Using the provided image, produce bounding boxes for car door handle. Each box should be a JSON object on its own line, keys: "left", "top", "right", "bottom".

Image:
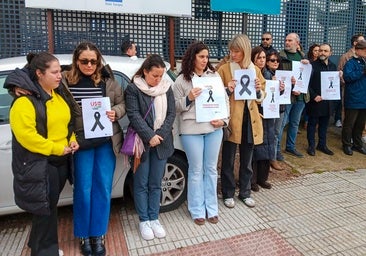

{"left": 0, "top": 140, "right": 11, "bottom": 150}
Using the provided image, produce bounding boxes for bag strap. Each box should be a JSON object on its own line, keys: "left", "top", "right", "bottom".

{"left": 143, "top": 98, "right": 154, "bottom": 120}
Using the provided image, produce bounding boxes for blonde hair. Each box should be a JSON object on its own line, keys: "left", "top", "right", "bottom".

{"left": 228, "top": 34, "right": 252, "bottom": 69}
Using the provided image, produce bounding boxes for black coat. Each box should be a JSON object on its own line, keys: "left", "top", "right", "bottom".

{"left": 306, "top": 59, "right": 337, "bottom": 117}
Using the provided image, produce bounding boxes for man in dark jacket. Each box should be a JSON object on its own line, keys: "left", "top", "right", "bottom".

{"left": 342, "top": 40, "right": 366, "bottom": 155}
{"left": 259, "top": 32, "right": 278, "bottom": 55}
{"left": 306, "top": 43, "right": 340, "bottom": 156}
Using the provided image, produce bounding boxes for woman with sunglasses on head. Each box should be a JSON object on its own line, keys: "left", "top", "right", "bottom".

{"left": 61, "top": 41, "right": 126, "bottom": 256}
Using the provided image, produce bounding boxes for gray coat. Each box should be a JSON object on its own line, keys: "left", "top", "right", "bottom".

{"left": 124, "top": 82, "right": 176, "bottom": 161}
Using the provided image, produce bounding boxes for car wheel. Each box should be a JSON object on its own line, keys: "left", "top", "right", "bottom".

{"left": 160, "top": 153, "right": 188, "bottom": 213}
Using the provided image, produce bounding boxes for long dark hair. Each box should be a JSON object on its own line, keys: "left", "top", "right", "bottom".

{"left": 132, "top": 54, "right": 166, "bottom": 80}
{"left": 180, "top": 41, "right": 214, "bottom": 82}
{"left": 307, "top": 43, "right": 320, "bottom": 61}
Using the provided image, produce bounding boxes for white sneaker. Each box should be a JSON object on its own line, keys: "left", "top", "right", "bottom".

{"left": 150, "top": 219, "right": 166, "bottom": 238}
{"left": 242, "top": 197, "right": 255, "bottom": 208}
{"left": 335, "top": 120, "right": 342, "bottom": 128}
{"left": 59, "top": 249, "right": 64, "bottom": 256}
{"left": 362, "top": 135, "right": 366, "bottom": 144}
{"left": 139, "top": 221, "right": 154, "bottom": 240}
{"left": 224, "top": 198, "right": 235, "bottom": 208}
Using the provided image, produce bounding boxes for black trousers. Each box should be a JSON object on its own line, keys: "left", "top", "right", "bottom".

{"left": 342, "top": 108, "right": 366, "bottom": 148}
{"left": 306, "top": 115, "right": 330, "bottom": 149}
{"left": 251, "top": 160, "right": 270, "bottom": 185}
{"left": 221, "top": 140, "right": 254, "bottom": 200}
{"left": 28, "top": 163, "right": 68, "bottom": 256}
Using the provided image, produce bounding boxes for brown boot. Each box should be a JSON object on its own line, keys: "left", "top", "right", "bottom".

{"left": 270, "top": 160, "right": 283, "bottom": 170}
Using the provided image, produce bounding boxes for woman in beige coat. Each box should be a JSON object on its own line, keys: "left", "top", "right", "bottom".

{"left": 217, "top": 34, "right": 265, "bottom": 209}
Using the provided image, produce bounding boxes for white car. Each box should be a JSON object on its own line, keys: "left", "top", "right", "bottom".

{"left": 0, "top": 54, "right": 187, "bottom": 216}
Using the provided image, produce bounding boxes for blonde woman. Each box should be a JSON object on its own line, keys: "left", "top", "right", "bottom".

{"left": 218, "top": 34, "right": 265, "bottom": 209}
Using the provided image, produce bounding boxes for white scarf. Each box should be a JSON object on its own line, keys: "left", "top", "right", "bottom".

{"left": 133, "top": 76, "right": 171, "bottom": 130}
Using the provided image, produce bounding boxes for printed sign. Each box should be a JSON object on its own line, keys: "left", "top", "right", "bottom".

{"left": 81, "top": 97, "right": 113, "bottom": 139}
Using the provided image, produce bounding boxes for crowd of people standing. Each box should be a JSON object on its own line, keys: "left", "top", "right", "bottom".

{"left": 3, "top": 30, "right": 366, "bottom": 254}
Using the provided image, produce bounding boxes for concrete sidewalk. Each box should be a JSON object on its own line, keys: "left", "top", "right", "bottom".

{"left": 2, "top": 169, "right": 366, "bottom": 255}
{"left": 122, "top": 169, "right": 366, "bottom": 256}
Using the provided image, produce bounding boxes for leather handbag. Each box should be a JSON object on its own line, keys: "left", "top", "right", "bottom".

{"left": 120, "top": 100, "right": 154, "bottom": 156}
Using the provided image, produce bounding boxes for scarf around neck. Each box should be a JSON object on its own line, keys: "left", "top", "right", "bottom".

{"left": 133, "top": 76, "right": 171, "bottom": 130}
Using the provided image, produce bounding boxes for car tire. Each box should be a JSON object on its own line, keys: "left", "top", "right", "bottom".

{"left": 159, "top": 153, "right": 188, "bottom": 213}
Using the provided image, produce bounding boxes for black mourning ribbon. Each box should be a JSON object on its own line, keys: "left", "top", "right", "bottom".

{"left": 207, "top": 89, "right": 214, "bottom": 102}
{"left": 239, "top": 74, "right": 251, "bottom": 96}
{"left": 271, "top": 92, "right": 275, "bottom": 103}
{"left": 91, "top": 111, "right": 105, "bottom": 131}
{"left": 329, "top": 81, "right": 333, "bottom": 89}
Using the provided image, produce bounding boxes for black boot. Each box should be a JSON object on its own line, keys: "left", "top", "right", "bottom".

{"left": 91, "top": 236, "right": 106, "bottom": 256}
{"left": 79, "top": 237, "right": 92, "bottom": 256}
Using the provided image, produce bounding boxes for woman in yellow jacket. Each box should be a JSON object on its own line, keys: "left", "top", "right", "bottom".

{"left": 217, "top": 34, "right": 265, "bottom": 209}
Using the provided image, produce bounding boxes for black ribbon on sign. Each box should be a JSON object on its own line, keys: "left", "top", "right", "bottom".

{"left": 271, "top": 92, "right": 275, "bottom": 103}
{"left": 239, "top": 74, "right": 251, "bottom": 96}
{"left": 298, "top": 72, "right": 303, "bottom": 80}
{"left": 329, "top": 81, "right": 333, "bottom": 89}
{"left": 91, "top": 112, "right": 105, "bottom": 131}
{"left": 207, "top": 89, "right": 214, "bottom": 102}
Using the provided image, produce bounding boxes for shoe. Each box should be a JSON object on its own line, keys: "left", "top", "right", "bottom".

{"left": 91, "top": 236, "right": 106, "bottom": 256}
{"left": 223, "top": 198, "right": 235, "bottom": 208}
{"left": 139, "top": 221, "right": 154, "bottom": 240}
{"left": 335, "top": 120, "right": 342, "bottom": 128}
{"left": 307, "top": 147, "right": 315, "bottom": 156}
{"left": 285, "top": 148, "right": 304, "bottom": 158}
{"left": 207, "top": 216, "right": 219, "bottom": 224}
{"left": 270, "top": 160, "right": 283, "bottom": 170}
{"left": 276, "top": 152, "right": 284, "bottom": 161}
{"left": 239, "top": 197, "right": 255, "bottom": 208}
{"left": 258, "top": 181, "right": 272, "bottom": 189}
{"left": 343, "top": 146, "right": 353, "bottom": 156}
{"left": 316, "top": 146, "right": 334, "bottom": 155}
{"left": 251, "top": 183, "right": 260, "bottom": 192}
{"left": 150, "top": 220, "right": 166, "bottom": 238}
{"left": 194, "top": 218, "right": 205, "bottom": 225}
{"left": 362, "top": 136, "right": 366, "bottom": 144}
{"left": 59, "top": 250, "right": 64, "bottom": 256}
{"left": 79, "top": 238, "right": 92, "bottom": 256}
{"left": 352, "top": 146, "right": 366, "bottom": 155}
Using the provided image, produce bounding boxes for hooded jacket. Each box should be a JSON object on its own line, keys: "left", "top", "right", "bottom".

{"left": 4, "top": 67, "right": 73, "bottom": 215}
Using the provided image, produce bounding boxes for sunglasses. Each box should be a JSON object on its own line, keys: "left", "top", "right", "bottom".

{"left": 268, "top": 59, "right": 279, "bottom": 63}
{"left": 262, "top": 38, "right": 271, "bottom": 41}
{"left": 79, "top": 59, "right": 98, "bottom": 65}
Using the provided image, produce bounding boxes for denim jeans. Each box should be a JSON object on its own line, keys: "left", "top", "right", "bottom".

{"left": 133, "top": 147, "right": 166, "bottom": 222}
{"left": 281, "top": 101, "right": 305, "bottom": 151}
{"left": 73, "top": 141, "right": 116, "bottom": 237}
{"left": 181, "top": 129, "right": 222, "bottom": 219}
{"left": 274, "top": 111, "right": 285, "bottom": 158}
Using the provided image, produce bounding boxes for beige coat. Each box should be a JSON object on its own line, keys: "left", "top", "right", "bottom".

{"left": 217, "top": 62, "right": 265, "bottom": 145}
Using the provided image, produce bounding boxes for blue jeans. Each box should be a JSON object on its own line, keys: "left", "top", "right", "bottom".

{"left": 181, "top": 129, "right": 222, "bottom": 219}
{"left": 274, "top": 111, "right": 285, "bottom": 158}
{"left": 73, "top": 141, "right": 116, "bottom": 237}
{"left": 134, "top": 147, "right": 166, "bottom": 222}
{"left": 281, "top": 101, "right": 305, "bottom": 151}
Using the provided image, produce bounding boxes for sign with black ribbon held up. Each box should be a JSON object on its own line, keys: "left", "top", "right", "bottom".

{"left": 234, "top": 69, "right": 256, "bottom": 100}
{"left": 192, "top": 76, "right": 229, "bottom": 123}
{"left": 81, "top": 97, "right": 113, "bottom": 139}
